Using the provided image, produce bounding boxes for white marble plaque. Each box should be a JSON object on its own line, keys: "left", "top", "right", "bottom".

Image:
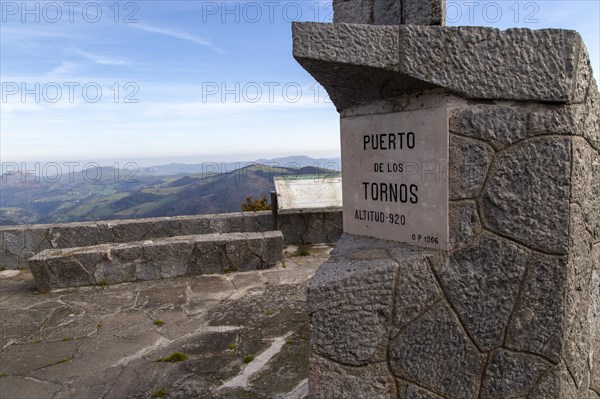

{"left": 341, "top": 108, "right": 449, "bottom": 250}
{"left": 274, "top": 177, "right": 342, "bottom": 214}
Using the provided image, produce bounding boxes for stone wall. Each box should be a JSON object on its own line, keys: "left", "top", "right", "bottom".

{"left": 0, "top": 211, "right": 342, "bottom": 270}
{"left": 29, "top": 231, "right": 283, "bottom": 291}
{"left": 294, "top": 16, "right": 599, "bottom": 399}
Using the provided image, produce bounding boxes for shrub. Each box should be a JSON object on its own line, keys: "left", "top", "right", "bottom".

{"left": 241, "top": 194, "right": 271, "bottom": 212}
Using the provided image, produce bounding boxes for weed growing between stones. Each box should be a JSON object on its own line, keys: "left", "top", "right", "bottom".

{"left": 243, "top": 355, "right": 254, "bottom": 363}
{"left": 227, "top": 343, "right": 238, "bottom": 356}
{"left": 295, "top": 245, "right": 310, "bottom": 256}
{"left": 62, "top": 336, "right": 71, "bottom": 341}
{"left": 96, "top": 279, "right": 109, "bottom": 287}
{"left": 0, "top": 372, "right": 6, "bottom": 377}
{"left": 151, "top": 388, "right": 166, "bottom": 398}
{"left": 0, "top": 267, "right": 6, "bottom": 272}
{"left": 156, "top": 352, "right": 188, "bottom": 363}
{"left": 153, "top": 319, "right": 165, "bottom": 327}
{"left": 52, "top": 358, "right": 68, "bottom": 366}
{"left": 281, "top": 260, "right": 286, "bottom": 269}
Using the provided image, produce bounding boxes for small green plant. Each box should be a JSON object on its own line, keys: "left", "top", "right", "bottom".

{"left": 62, "top": 336, "right": 71, "bottom": 341}
{"left": 0, "top": 267, "right": 6, "bottom": 272}
{"left": 227, "top": 343, "right": 237, "bottom": 350}
{"left": 156, "top": 352, "right": 188, "bottom": 363}
{"left": 241, "top": 194, "right": 271, "bottom": 212}
{"left": 243, "top": 355, "right": 254, "bottom": 363}
{"left": 151, "top": 388, "right": 166, "bottom": 398}
{"left": 0, "top": 372, "right": 6, "bottom": 377}
{"left": 52, "top": 358, "right": 68, "bottom": 366}
{"left": 96, "top": 279, "right": 108, "bottom": 287}
{"left": 285, "top": 338, "right": 294, "bottom": 346}
{"left": 38, "top": 288, "right": 50, "bottom": 294}
{"left": 295, "top": 245, "right": 310, "bottom": 257}
{"left": 281, "top": 260, "right": 286, "bottom": 269}
{"left": 32, "top": 339, "right": 42, "bottom": 344}
{"left": 96, "top": 323, "right": 103, "bottom": 329}
{"left": 153, "top": 319, "right": 165, "bottom": 327}
{"left": 223, "top": 267, "right": 235, "bottom": 274}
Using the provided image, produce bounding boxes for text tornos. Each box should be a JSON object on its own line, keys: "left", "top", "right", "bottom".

{"left": 362, "top": 182, "right": 418, "bottom": 203}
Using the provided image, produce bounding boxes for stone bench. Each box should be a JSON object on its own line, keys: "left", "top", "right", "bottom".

{"left": 1, "top": 213, "right": 271, "bottom": 270}
{"left": 1, "top": 211, "right": 342, "bottom": 270}
{"left": 29, "top": 231, "right": 283, "bottom": 291}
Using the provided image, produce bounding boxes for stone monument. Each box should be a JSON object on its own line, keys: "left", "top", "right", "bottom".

{"left": 293, "top": 0, "right": 599, "bottom": 397}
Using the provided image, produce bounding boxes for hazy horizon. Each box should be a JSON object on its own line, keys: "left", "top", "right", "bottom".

{"left": 0, "top": 154, "right": 343, "bottom": 178}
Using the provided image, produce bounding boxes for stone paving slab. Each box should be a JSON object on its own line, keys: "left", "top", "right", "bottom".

{"left": 0, "top": 244, "right": 331, "bottom": 399}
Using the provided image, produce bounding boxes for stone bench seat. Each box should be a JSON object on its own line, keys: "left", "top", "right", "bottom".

{"left": 2, "top": 211, "right": 342, "bottom": 270}
{"left": 29, "top": 231, "right": 283, "bottom": 291}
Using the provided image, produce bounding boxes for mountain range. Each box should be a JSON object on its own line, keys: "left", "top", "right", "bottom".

{"left": 0, "top": 156, "right": 341, "bottom": 226}
{"left": 140, "top": 155, "right": 341, "bottom": 176}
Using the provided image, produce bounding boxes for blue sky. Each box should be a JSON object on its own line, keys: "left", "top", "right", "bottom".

{"left": 1, "top": 1, "right": 599, "bottom": 166}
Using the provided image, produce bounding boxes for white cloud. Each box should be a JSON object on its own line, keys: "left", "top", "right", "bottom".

{"left": 130, "top": 23, "right": 224, "bottom": 54}
{"left": 49, "top": 61, "right": 77, "bottom": 75}
{"left": 0, "top": 25, "right": 75, "bottom": 42}
{"left": 73, "top": 49, "right": 130, "bottom": 66}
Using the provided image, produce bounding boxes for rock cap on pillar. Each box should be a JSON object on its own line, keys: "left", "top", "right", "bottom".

{"left": 292, "top": 23, "right": 585, "bottom": 110}
{"left": 333, "top": 0, "right": 446, "bottom": 26}
{"left": 295, "top": 0, "right": 587, "bottom": 111}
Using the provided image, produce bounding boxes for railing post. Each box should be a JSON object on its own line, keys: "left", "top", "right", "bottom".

{"left": 270, "top": 191, "right": 278, "bottom": 230}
